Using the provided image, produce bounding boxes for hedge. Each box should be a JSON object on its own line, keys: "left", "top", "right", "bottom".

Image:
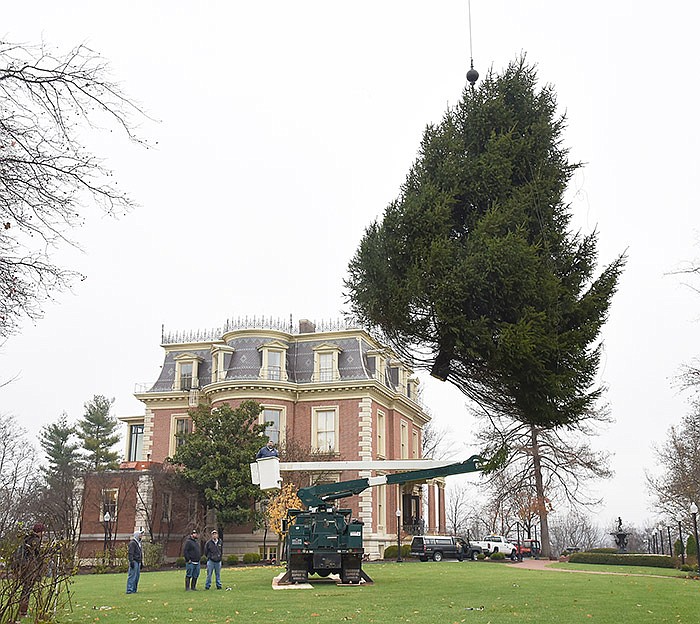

{"left": 242, "top": 552, "right": 261, "bottom": 564}
{"left": 383, "top": 545, "right": 411, "bottom": 559}
{"left": 568, "top": 552, "right": 676, "bottom": 568}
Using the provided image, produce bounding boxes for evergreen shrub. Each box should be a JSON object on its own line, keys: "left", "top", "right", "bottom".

{"left": 568, "top": 552, "right": 675, "bottom": 568}
{"left": 242, "top": 552, "right": 261, "bottom": 564}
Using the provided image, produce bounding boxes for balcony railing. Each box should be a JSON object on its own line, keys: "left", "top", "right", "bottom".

{"left": 134, "top": 372, "right": 424, "bottom": 407}
{"left": 161, "top": 316, "right": 364, "bottom": 345}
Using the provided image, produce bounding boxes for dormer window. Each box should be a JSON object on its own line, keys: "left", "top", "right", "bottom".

{"left": 174, "top": 353, "right": 203, "bottom": 391}
{"left": 211, "top": 344, "right": 235, "bottom": 383}
{"left": 258, "top": 341, "right": 289, "bottom": 381}
{"left": 366, "top": 350, "right": 385, "bottom": 383}
{"left": 312, "top": 343, "right": 342, "bottom": 382}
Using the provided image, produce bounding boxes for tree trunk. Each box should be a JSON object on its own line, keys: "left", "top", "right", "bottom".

{"left": 530, "top": 426, "right": 552, "bottom": 558}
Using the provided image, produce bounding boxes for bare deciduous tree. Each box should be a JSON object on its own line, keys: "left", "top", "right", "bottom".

{"left": 549, "top": 510, "right": 604, "bottom": 556}
{"left": 0, "top": 40, "right": 148, "bottom": 336}
{"left": 646, "top": 403, "right": 700, "bottom": 521}
{"left": 0, "top": 414, "right": 40, "bottom": 537}
{"left": 476, "top": 408, "right": 612, "bottom": 558}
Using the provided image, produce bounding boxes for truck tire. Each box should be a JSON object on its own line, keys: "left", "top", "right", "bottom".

{"left": 470, "top": 550, "right": 478, "bottom": 561}
{"left": 432, "top": 551, "right": 443, "bottom": 562}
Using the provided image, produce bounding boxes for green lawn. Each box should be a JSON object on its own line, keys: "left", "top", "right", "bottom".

{"left": 549, "top": 561, "right": 692, "bottom": 577}
{"left": 56, "top": 561, "right": 699, "bottom": 624}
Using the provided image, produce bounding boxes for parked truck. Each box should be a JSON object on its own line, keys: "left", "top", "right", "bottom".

{"left": 473, "top": 534, "right": 518, "bottom": 560}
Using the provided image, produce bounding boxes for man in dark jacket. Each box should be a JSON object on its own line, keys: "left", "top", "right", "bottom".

{"left": 126, "top": 530, "right": 143, "bottom": 594}
{"left": 256, "top": 440, "right": 278, "bottom": 458}
{"left": 204, "top": 529, "right": 223, "bottom": 589}
{"left": 14, "top": 522, "right": 45, "bottom": 618}
{"left": 183, "top": 529, "right": 201, "bottom": 590}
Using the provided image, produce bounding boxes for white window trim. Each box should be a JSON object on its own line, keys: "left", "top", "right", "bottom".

{"left": 211, "top": 344, "right": 235, "bottom": 383}
{"left": 412, "top": 430, "right": 419, "bottom": 459}
{"left": 377, "top": 410, "right": 386, "bottom": 458}
{"left": 400, "top": 420, "right": 409, "bottom": 459}
{"left": 312, "top": 343, "right": 342, "bottom": 382}
{"left": 169, "top": 413, "right": 192, "bottom": 456}
{"left": 100, "top": 488, "right": 119, "bottom": 521}
{"left": 377, "top": 482, "right": 386, "bottom": 532}
{"left": 311, "top": 406, "right": 339, "bottom": 453}
{"left": 366, "top": 350, "right": 385, "bottom": 383}
{"left": 258, "top": 341, "right": 289, "bottom": 381}
{"left": 174, "top": 353, "right": 203, "bottom": 390}
{"left": 259, "top": 404, "right": 287, "bottom": 446}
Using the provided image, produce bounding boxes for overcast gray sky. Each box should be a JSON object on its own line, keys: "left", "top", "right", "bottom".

{"left": 2, "top": 1, "right": 699, "bottom": 531}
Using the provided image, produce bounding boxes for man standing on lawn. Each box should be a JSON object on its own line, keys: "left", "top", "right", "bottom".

{"left": 204, "top": 529, "right": 223, "bottom": 589}
{"left": 183, "top": 529, "right": 201, "bottom": 591}
{"left": 126, "top": 530, "right": 143, "bottom": 594}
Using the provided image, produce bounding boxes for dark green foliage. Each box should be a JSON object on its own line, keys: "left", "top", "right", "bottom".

{"left": 383, "top": 544, "right": 411, "bottom": 559}
{"left": 686, "top": 534, "right": 697, "bottom": 556}
{"left": 674, "top": 539, "right": 683, "bottom": 557}
{"left": 76, "top": 395, "right": 120, "bottom": 471}
{"left": 346, "top": 57, "right": 624, "bottom": 429}
{"left": 175, "top": 556, "right": 186, "bottom": 568}
{"left": 169, "top": 400, "right": 266, "bottom": 526}
{"left": 242, "top": 552, "right": 261, "bottom": 564}
{"left": 226, "top": 554, "right": 239, "bottom": 565}
{"left": 568, "top": 552, "right": 676, "bottom": 568}
{"left": 489, "top": 551, "right": 506, "bottom": 560}
{"left": 40, "top": 415, "right": 82, "bottom": 481}
{"left": 39, "top": 414, "right": 83, "bottom": 539}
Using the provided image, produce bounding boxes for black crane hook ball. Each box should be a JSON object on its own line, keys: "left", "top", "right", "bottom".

{"left": 467, "top": 67, "right": 479, "bottom": 87}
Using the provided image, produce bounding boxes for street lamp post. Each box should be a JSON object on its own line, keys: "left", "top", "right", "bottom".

{"left": 103, "top": 511, "right": 111, "bottom": 555}
{"left": 666, "top": 525, "right": 672, "bottom": 558}
{"left": 658, "top": 525, "right": 664, "bottom": 555}
{"left": 690, "top": 503, "right": 700, "bottom": 573}
{"left": 677, "top": 514, "right": 685, "bottom": 565}
{"left": 396, "top": 508, "right": 402, "bottom": 563}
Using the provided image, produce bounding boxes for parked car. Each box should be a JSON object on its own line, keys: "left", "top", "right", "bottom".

{"left": 409, "top": 535, "right": 482, "bottom": 562}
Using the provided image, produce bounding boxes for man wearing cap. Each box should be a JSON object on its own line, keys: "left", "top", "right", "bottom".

{"left": 183, "top": 529, "right": 201, "bottom": 590}
{"left": 126, "top": 530, "right": 143, "bottom": 594}
{"left": 204, "top": 529, "right": 223, "bottom": 589}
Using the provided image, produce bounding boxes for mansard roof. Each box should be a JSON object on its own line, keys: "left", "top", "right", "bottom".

{"left": 139, "top": 317, "right": 417, "bottom": 395}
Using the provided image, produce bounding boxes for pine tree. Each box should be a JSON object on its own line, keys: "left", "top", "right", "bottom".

{"left": 170, "top": 400, "right": 266, "bottom": 526}
{"left": 345, "top": 57, "right": 625, "bottom": 558}
{"left": 39, "top": 414, "right": 84, "bottom": 539}
{"left": 76, "top": 395, "right": 120, "bottom": 471}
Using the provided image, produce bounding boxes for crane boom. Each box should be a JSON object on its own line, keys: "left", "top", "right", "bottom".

{"left": 296, "top": 455, "right": 484, "bottom": 508}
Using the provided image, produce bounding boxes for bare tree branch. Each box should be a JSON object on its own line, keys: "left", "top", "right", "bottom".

{"left": 0, "top": 40, "right": 150, "bottom": 336}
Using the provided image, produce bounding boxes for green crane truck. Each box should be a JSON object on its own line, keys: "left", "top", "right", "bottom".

{"left": 251, "top": 455, "right": 485, "bottom": 584}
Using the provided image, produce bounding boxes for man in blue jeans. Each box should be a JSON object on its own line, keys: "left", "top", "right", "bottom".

{"left": 183, "top": 529, "right": 201, "bottom": 590}
{"left": 126, "top": 530, "right": 143, "bottom": 594}
{"left": 204, "top": 529, "right": 223, "bottom": 589}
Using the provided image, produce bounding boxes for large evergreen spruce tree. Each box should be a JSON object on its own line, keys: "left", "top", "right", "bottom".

{"left": 346, "top": 58, "right": 624, "bottom": 557}
{"left": 346, "top": 58, "right": 624, "bottom": 431}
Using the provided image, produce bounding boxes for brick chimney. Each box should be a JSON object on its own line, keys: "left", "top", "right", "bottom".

{"left": 298, "top": 319, "right": 316, "bottom": 334}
